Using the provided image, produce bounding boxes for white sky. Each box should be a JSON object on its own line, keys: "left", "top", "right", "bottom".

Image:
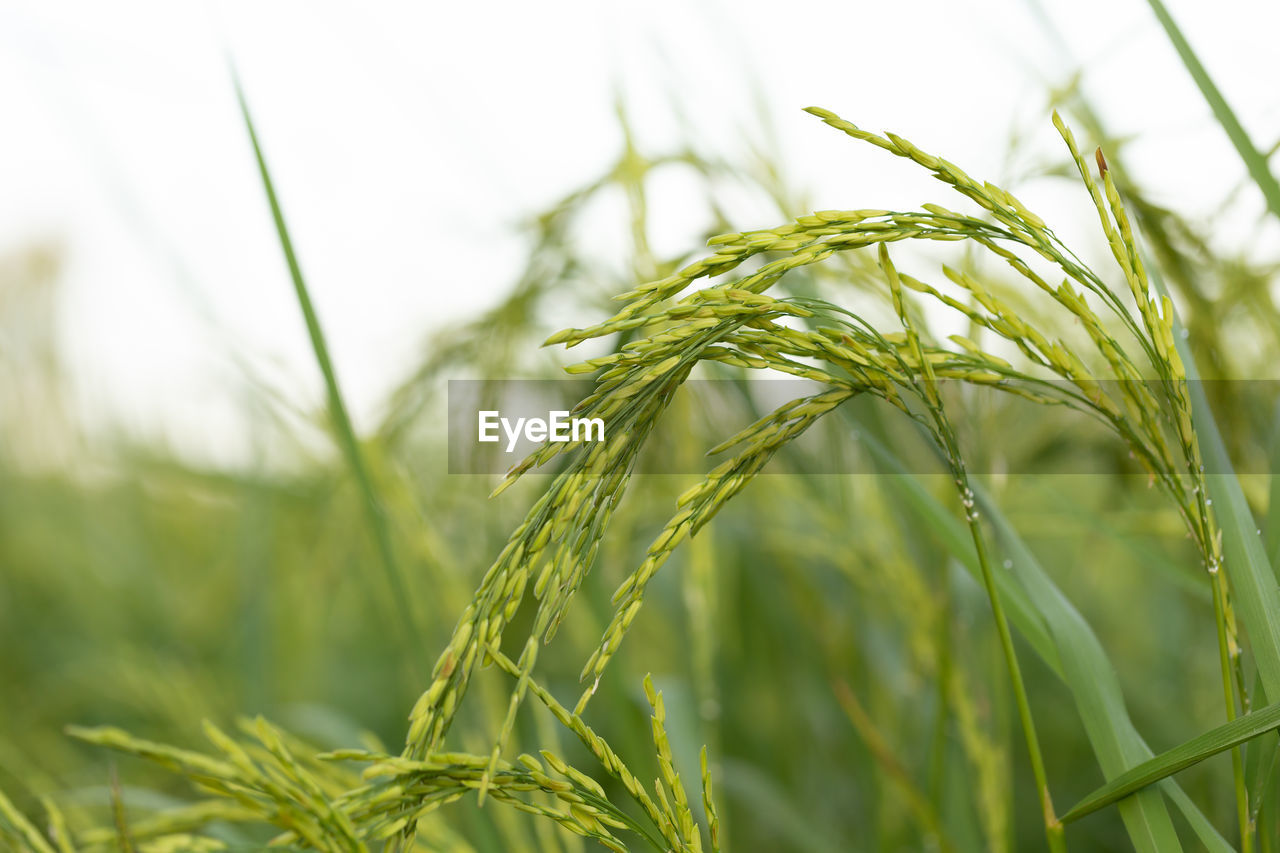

{"left": 2, "top": 0, "right": 1278, "bottom": 466}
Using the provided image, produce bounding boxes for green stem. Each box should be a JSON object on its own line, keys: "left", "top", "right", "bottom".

{"left": 232, "top": 71, "right": 425, "bottom": 678}
{"left": 966, "top": 509, "right": 1066, "bottom": 853}
{"left": 1211, "top": 569, "right": 1254, "bottom": 853}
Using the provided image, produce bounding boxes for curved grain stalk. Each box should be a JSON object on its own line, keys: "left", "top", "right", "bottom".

{"left": 9, "top": 107, "right": 1266, "bottom": 853}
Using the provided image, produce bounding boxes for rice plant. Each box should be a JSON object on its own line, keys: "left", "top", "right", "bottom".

{"left": 5, "top": 7, "right": 1280, "bottom": 850}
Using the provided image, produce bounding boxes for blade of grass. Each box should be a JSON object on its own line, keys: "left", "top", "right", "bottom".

{"left": 977, "top": 495, "right": 1186, "bottom": 852}
{"left": 1144, "top": 0, "right": 1280, "bottom": 221}
{"left": 1245, "top": 404, "right": 1280, "bottom": 827}
{"left": 1265, "top": 401, "right": 1280, "bottom": 575}
{"left": 858, "top": 430, "right": 1233, "bottom": 852}
{"left": 231, "top": 69, "right": 424, "bottom": 676}
{"left": 1062, "top": 700, "right": 1280, "bottom": 823}
{"left": 1247, "top": 714, "right": 1279, "bottom": 828}
{"left": 890, "top": 477, "right": 1067, "bottom": 678}
{"left": 1164, "top": 276, "right": 1280, "bottom": 708}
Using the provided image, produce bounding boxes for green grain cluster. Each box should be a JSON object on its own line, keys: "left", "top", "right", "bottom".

{"left": 5, "top": 7, "right": 1280, "bottom": 849}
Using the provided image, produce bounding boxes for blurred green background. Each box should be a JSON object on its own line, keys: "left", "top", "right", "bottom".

{"left": 5, "top": 0, "right": 1280, "bottom": 848}
{"left": 4, "top": 83, "right": 1280, "bottom": 849}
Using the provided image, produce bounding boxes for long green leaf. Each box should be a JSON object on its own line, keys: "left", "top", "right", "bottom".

{"left": 1171, "top": 309, "right": 1280, "bottom": 706}
{"left": 859, "top": 432, "right": 1233, "bottom": 852}
{"left": 1062, "top": 700, "right": 1280, "bottom": 823}
{"left": 1144, "top": 0, "right": 1280, "bottom": 222}
{"left": 1266, "top": 401, "right": 1280, "bottom": 576}
{"left": 1140, "top": 203, "right": 1280, "bottom": 688}
{"left": 978, "top": 496, "right": 1187, "bottom": 852}
{"left": 231, "top": 70, "right": 424, "bottom": 672}
{"left": 1241, "top": 403, "right": 1280, "bottom": 823}
{"left": 876, "top": 472, "right": 1064, "bottom": 679}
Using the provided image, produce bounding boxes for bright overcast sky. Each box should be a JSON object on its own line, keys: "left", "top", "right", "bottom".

{"left": 2, "top": 0, "right": 1278, "bottom": 465}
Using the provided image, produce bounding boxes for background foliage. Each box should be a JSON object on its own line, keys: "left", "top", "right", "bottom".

{"left": 4, "top": 6, "right": 1280, "bottom": 850}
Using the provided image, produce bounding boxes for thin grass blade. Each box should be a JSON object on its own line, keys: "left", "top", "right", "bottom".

{"left": 1167, "top": 292, "right": 1280, "bottom": 705}
{"left": 859, "top": 431, "right": 1232, "bottom": 852}
{"left": 1266, "top": 401, "right": 1280, "bottom": 575}
{"left": 978, "top": 498, "right": 1186, "bottom": 852}
{"left": 231, "top": 69, "right": 424, "bottom": 672}
{"left": 1062, "top": 700, "right": 1280, "bottom": 823}
{"left": 1144, "top": 0, "right": 1280, "bottom": 221}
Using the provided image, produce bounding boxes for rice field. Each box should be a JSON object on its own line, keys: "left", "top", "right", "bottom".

{"left": 3, "top": 2, "right": 1280, "bottom": 850}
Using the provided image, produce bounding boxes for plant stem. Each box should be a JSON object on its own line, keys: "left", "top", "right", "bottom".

{"left": 232, "top": 71, "right": 425, "bottom": 679}
{"left": 1210, "top": 568, "right": 1254, "bottom": 853}
{"left": 966, "top": 508, "right": 1067, "bottom": 853}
